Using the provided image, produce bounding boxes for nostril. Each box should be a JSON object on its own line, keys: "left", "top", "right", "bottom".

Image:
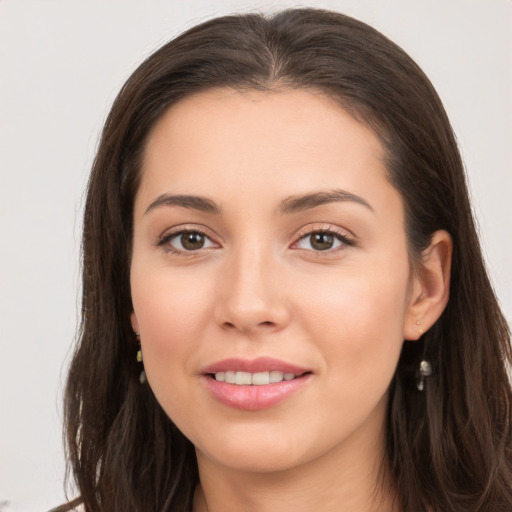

{"left": 222, "top": 320, "right": 274, "bottom": 330}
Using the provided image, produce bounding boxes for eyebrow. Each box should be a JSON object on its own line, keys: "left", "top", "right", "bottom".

{"left": 144, "top": 188, "right": 373, "bottom": 216}
{"left": 277, "top": 189, "right": 374, "bottom": 215}
{"left": 145, "top": 194, "right": 222, "bottom": 215}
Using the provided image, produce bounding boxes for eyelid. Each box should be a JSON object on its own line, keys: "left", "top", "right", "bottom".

{"left": 155, "top": 223, "right": 354, "bottom": 255}
{"left": 156, "top": 224, "right": 221, "bottom": 253}
{"left": 291, "top": 224, "right": 355, "bottom": 251}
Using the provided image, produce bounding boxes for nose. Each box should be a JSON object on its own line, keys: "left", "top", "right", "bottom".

{"left": 213, "top": 244, "right": 290, "bottom": 336}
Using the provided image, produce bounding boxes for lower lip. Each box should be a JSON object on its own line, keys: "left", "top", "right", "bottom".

{"left": 202, "top": 374, "right": 311, "bottom": 411}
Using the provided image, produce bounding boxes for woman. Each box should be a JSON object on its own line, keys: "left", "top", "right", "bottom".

{"left": 55, "top": 8, "right": 512, "bottom": 511}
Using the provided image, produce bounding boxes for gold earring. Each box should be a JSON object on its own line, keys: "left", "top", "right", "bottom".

{"left": 136, "top": 345, "right": 142, "bottom": 364}
{"left": 135, "top": 333, "right": 146, "bottom": 384}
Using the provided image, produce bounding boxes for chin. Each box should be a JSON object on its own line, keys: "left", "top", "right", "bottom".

{"left": 204, "top": 448, "right": 304, "bottom": 474}
{"left": 192, "top": 423, "right": 318, "bottom": 474}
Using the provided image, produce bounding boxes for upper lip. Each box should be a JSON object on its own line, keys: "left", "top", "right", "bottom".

{"left": 201, "top": 357, "right": 311, "bottom": 375}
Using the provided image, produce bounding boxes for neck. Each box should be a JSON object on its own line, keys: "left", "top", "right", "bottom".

{"left": 193, "top": 421, "right": 398, "bottom": 512}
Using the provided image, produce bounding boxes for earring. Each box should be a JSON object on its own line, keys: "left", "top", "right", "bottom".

{"left": 135, "top": 333, "right": 146, "bottom": 384}
{"left": 416, "top": 319, "right": 424, "bottom": 335}
{"left": 416, "top": 360, "right": 432, "bottom": 391}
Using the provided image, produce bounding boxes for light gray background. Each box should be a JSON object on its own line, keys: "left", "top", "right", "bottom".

{"left": 1, "top": 1, "right": 510, "bottom": 510}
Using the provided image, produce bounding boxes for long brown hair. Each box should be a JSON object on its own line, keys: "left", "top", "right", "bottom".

{"left": 54, "top": 8, "right": 512, "bottom": 511}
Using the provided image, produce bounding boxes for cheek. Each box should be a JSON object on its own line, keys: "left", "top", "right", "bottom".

{"left": 130, "top": 265, "right": 216, "bottom": 391}
{"left": 132, "top": 263, "right": 213, "bottom": 337}
{"left": 131, "top": 275, "right": 211, "bottom": 425}
{"left": 296, "top": 256, "right": 410, "bottom": 383}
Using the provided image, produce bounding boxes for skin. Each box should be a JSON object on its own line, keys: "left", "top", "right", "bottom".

{"left": 130, "top": 88, "right": 452, "bottom": 512}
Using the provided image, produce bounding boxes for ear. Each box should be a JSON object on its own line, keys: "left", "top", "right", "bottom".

{"left": 130, "top": 311, "right": 140, "bottom": 334}
{"left": 403, "top": 230, "right": 452, "bottom": 341}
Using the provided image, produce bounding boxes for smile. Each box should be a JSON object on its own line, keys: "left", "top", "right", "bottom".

{"left": 201, "top": 357, "right": 312, "bottom": 410}
{"left": 213, "top": 370, "right": 300, "bottom": 385}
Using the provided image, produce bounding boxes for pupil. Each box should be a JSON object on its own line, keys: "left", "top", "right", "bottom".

{"left": 311, "top": 233, "right": 333, "bottom": 250}
{"left": 181, "top": 232, "right": 204, "bottom": 250}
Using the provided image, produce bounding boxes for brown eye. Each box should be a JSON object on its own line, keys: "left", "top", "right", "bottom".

{"left": 160, "top": 230, "right": 217, "bottom": 253}
{"left": 294, "top": 229, "right": 352, "bottom": 252}
{"left": 180, "top": 232, "right": 205, "bottom": 250}
{"left": 309, "top": 232, "right": 334, "bottom": 251}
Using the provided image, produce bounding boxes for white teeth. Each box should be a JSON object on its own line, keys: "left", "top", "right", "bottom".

{"left": 252, "top": 371, "right": 270, "bottom": 385}
{"left": 269, "top": 370, "right": 284, "bottom": 383}
{"left": 214, "top": 370, "right": 299, "bottom": 385}
{"left": 235, "top": 371, "right": 252, "bottom": 385}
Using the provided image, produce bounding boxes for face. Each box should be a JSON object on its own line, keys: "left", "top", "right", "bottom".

{"left": 130, "top": 88, "right": 417, "bottom": 474}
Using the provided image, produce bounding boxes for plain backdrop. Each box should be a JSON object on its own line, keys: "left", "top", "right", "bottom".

{"left": 0, "top": 1, "right": 510, "bottom": 510}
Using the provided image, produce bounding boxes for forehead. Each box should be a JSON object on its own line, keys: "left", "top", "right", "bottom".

{"left": 145, "top": 87, "right": 383, "bottom": 159}
{"left": 137, "top": 87, "right": 396, "bottom": 214}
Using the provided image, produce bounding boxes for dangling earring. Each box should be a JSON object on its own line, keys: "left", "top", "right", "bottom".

{"left": 414, "top": 319, "right": 430, "bottom": 391}
{"left": 135, "top": 333, "right": 146, "bottom": 384}
{"left": 416, "top": 360, "right": 432, "bottom": 391}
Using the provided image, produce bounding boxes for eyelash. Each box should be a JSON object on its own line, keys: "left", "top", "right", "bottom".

{"left": 157, "top": 228, "right": 217, "bottom": 255}
{"left": 292, "top": 228, "right": 355, "bottom": 253}
{"left": 157, "top": 226, "right": 354, "bottom": 256}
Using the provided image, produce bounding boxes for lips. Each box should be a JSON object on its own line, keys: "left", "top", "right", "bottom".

{"left": 201, "top": 356, "right": 310, "bottom": 375}
{"left": 200, "top": 357, "right": 312, "bottom": 410}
